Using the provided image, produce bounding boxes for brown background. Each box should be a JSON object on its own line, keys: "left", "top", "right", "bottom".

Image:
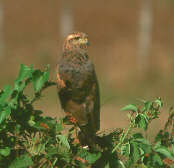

{"left": 1, "top": 0, "right": 174, "bottom": 137}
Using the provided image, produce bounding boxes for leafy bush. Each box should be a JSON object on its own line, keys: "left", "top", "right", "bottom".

{"left": 0, "top": 64, "right": 174, "bottom": 168}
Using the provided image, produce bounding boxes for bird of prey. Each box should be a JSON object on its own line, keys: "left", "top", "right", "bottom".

{"left": 56, "top": 32, "right": 100, "bottom": 140}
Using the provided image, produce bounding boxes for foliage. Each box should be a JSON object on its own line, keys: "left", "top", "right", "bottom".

{"left": 0, "top": 64, "right": 174, "bottom": 167}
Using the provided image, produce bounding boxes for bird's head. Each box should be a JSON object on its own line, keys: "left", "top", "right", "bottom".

{"left": 63, "top": 32, "right": 89, "bottom": 52}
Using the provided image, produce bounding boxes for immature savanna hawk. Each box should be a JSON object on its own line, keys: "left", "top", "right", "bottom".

{"left": 56, "top": 32, "right": 100, "bottom": 141}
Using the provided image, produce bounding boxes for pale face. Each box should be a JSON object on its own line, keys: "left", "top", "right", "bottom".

{"left": 63, "top": 32, "right": 89, "bottom": 51}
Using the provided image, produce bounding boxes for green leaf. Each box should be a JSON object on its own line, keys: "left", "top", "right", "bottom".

{"left": 172, "top": 144, "right": 174, "bottom": 153}
{"left": 9, "top": 154, "right": 33, "bottom": 168}
{"left": 132, "top": 133, "right": 144, "bottom": 139}
{"left": 32, "top": 70, "right": 42, "bottom": 92}
{"left": 47, "top": 146, "right": 59, "bottom": 159}
{"left": 154, "top": 145, "right": 174, "bottom": 159}
{"left": 16, "top": 64, "right": 33, "bottom": 81}
{"left": 121, "top": 142, "right": 131, "bottom": 157}
{"left": 105, "top": 162, "right": 110, "bottom": 168}
{"left": 79, "top": 149, "right": 101, "bottom": 164}
{"left": 57, "top": 135, "right": 70, "bottom": 150}
{"left": 154, "top": 98, "right": 163, "bottom": 107}
{"left": 135, "top": 138, "right": 151, "bottom": 146}
{"left": 121, "top": 104, "right": 138, "bottom": 112}
{"left": 14, "top": 64, "right": 33, "bottom": 91}
{"left": 118, "top": 160, "right": 126, "bottom": 168}
{"left": 132, "top": 134, "right": 152, "bottom": 154}
{"left": 42, "top": 65, "right": 50, "bottom": 82}
{"left": 0, "top": 106, "right": 11, "bottom": 124}
{"left": 0, "top": 85, "right": 13, "bottom": 104}
{"left": 28, "top": 119, "right": 35, "bottom": 127}
{"left": 152, "top": 153, "right": 163, "bottom": 166}
{"left": 15, "top": 124, "right": 21, "bottom": 134}
{"left": 32, "top": 65, "right": 50, "bottom": 92}
{"left": 142, "top": 101, "right": 153, "bottom": 112}
{"left": 9, "top": 94, "right": 18, "bottom": 109}
{"left": 135, "top": 114, "right": 149, "bottom": 130}
{"left": 131, "top": 142, "right": 141, "bottom": 163}
{"left": 0, "top": 147, "right": 11, "bottom": 157}
{"left": 85, "top": 152, "right": 101, "bottom": 164}
{"left": 14, "top": 81, "right": 26, "bottom": 92}
{"left": 57, "top": 144, "right": 71, "bottom": 163}
{"left": 56, "top": 119, "right": 64, "bottom": 133}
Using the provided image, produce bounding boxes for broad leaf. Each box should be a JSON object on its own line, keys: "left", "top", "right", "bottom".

{"left": 14, "top": 64, "right": 33, "bottom": 91}
{"left": 152, "top": 153, "right": 163, "bottom": 166}
{"left": 121, "top": 142, "right": 131, "bottom": 157}
{"left": 154, "top": 145, "right": 174, "bottom": 159}
{"left": 121, "top": 104, "right": 138, "bottom": 112}
{"left": 154, "top": 98, "right": 163, "bottom": 107}
{"left": 131, "top": 142, "right": 141, "bottom": 163}
{"left": 9, "top": 154, "right": 33, "bottom": 168}
{"left": 0, "top": 147, "right": 11, "bottom": 157}
{"left": 79, "top": 149, "right": 101, "bottom": 164}
{"left": 32, "top": 65, "right": 50, "bottom": 92}
{"left": 135, "top": 114, "right": 149, "bottom": 130}
{"left": 57, "top": 135, "right": 70, "bottom": 150}
{"left": 142, "top": 101, "right": 153, "bottom": 112}
{"left": 0, "top": 106, "right": 11, "bottom": 124}
{"left": 16, "top": 64, "right": 33, "bottom": 81}
{"left": 0, "top": 85, "right": 12, "bottom": 104}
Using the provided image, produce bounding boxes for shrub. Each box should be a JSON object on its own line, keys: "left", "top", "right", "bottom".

{"left": 0, "top": 64, "right": 173, "bottom": 168}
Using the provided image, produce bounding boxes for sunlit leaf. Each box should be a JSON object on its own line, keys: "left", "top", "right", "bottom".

{"left": 121, "top": 104, "right": 138, "bottom": 112}
{"left": 0, "top": 147, "right": 11, "bottom": 157}
{"left": 16, "top": 64, "right": 33, "bottom": 81}
{"left": 142, "top": 101, "right": 153, "bottom": 112}
{"left": 152, "top": 153, "right": 163, "bottom": 166}
{"left": 0, "top": 106, "right": 11, "bottom": 124}
{"left": 135, "top": 114, "right": 149, "bottom": 130}
{"left": 0, "top": 85, "right": 13, "bottom": 104}
{"left": 121, "top": 142, "right": 131, "bottom": 156}
{"left": 57, "top": 135, "right": 70, "bottom": 150}
{"left": 79, "top": 148, "right": 101, "bottom": 164}
{"left": 14, "top": 64, "right": 33, "bottom": 91}
{"left": 9, "top": 154, "right": 33, "bottom": 168}
{"left": 118, "top": 160, "right": 126, "bottom": 168}
{"left": 105, "top": 162, "right": 110, "bottom": 168}
{"left": 154, "top": 98, "right": 163, "bottom": 107}
{"left": 131, "top": 142, "right": 141, "bottom": 162}
{"left": 32, "top": 65, "right": 50, "bottom": 92}
{"left": 154, "top": 145, "right": 174, "bottom": 159}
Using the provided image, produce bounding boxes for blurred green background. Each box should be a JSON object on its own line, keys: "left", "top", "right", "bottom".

{"left": 0, "top": 0, "right": 174, "bottom": 135}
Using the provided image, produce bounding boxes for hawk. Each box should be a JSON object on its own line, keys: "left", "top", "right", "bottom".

{"left": 56, "top": 32, "right": 100, "bottom": 140}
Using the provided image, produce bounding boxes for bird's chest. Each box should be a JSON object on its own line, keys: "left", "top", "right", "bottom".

{"left": 59, "top": 62, "right": 92, "bottom": 89}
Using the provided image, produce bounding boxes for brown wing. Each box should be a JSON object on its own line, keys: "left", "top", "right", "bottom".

{"left": 56, "top": 59, "right": 100, "bottom": 133}
{"left": 86, "top": 70, "right": 100, "bottom": 133}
